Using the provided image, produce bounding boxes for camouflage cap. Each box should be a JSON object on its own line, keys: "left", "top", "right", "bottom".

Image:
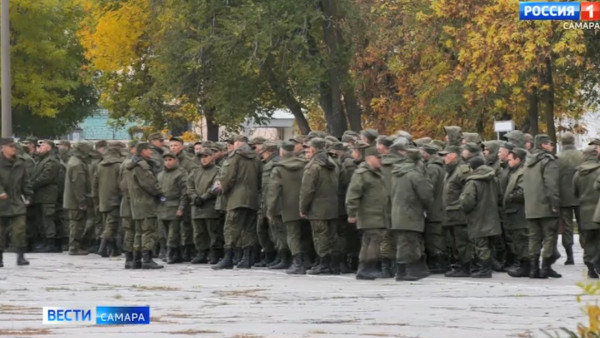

{"left": 202, "top": 140, "right": 216, "bottom": 149}
{"left": 325, "top": 135, "right": 339, "bottom": 144}
{"left": 162, "top": 151, "right": 177, "bottom": 159}
{"left": 414, "top": 137, "right": 432, "bottom": 147}
{"left": 390, "top": 136, "right": 410, "bottom": 151}
{"left": 444, "top": 126, "right": 463, "bottom": 146}
{"left": 468, "top": 155, "right": 486, "bottom": 169}
{"left": 108, "top": 141, "right": 125, "bottom": 149}
{"left": 261, "top": 141, "right": 278, "bottom": 153}
{"left": 148, "top": 133, "right": 165, "bottom": 141}
{"left": 463, "top": 132, "right": 482, "bottom": 144}
{"left": 588, "top": 138, "right": 600, "bottom": 146}
{"left": 169, "top": 137, "right": 184, "bottom": 144}
{"left": 309, "top": 137, "right": 327, "bottom": 150}
{"left": 406, "top": 147, "right": 421, "bottom": 161}
{"left": 0, "top": 137, "right": 16, "bottom": 147}
{"left": 509, "top": 147, "right": 528, "bottom": 161}
{"left": 341, "top": 134, "right": 358, "bottom": 143}
{"left": 135, "top": 142, "right": 152, "bottom": 155}
{"left": 395, "top": 130, "right": 413, "bottom": 142}
{"left": 215, "top": 142, "right": 228, "bottom": 151}
{"left": 422, "top": 143, "right": 440, "bottom": 155}
{"left": 233, "top": 134, "right": 249, "bottom": 143}
{"left": 376, "top": 135, "right": 394, "bottom": 148}
{"left": 462, "top": 142, "right": 482, "bottom": 154}
{"left": 289, "top": 135, "right": 306, "bottom": 144}
{"left": 280, "top": 141, "right": 296, "bottom": 152}
{"left": 360, "top": 128, "right": 379, "bottom": 142}
{"left": 534, "top": 134, "right": 553, "bottom": 149}
{"left": 438, "top": 145, "right": 461, "bottom": 156}
{"left": 343, "top": 130, "right": 360, "bottom": 138}
{"left": 364, "top": 147, "right": 381, "bottom": 158}
{"left": 23, "top": 136, "right": 38, "bottom": 145}
{"left": 197, "top": 148, "right": 214, "bottom": 157}
{"left": 329, "top": 142, "right": 347, "bottom": 152}
{"left": 222, "top": 135, "right": 234, "bottom": 144}
{"left": 499, "top": 141, "right": 515, "bottom": 151}
{"left": 353, "top": 141, "right": 371, "bottom": 150}
{"left": 249, "top": 136, "right": 266, "bottom": 145}
{"left": 76, "top": 142, "right": 93, "bottom": 155}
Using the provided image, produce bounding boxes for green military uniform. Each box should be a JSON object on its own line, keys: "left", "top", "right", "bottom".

{"left": 256, "top": 152, "right": 278, "bottom": 266}
{"left": 119, "top": 149, "right": 136, "bottom": 268}
{"left": 574, "top": 151, "right": 600, "bottom": 277}
{"left": 503, "top": 149, "right": 530, "bottom": 277}
{"left": 423, "top": 147, "right": 447, "bottom": 273}
{"left": 127, "top": 150, "right": 164, "bottom": 269}
{"left": 523, "top": 135, "right": 561, "bottom": 278}
{"left": 214, "top": 140, "right": 262, "bottom": 270}
{"left": 175, "top": 149, "right": 197, "bottom": 260}
{"left": 484, "top": 140, "right": 509, "bottom": 269}
{"left": 267, "top": 147, "right": 309, "bottom": 274}
{"left": 300, "top": 143, "right": 340, "bottom": 275}
{"left": 63, "top": 144, "right": 92, "bottom": 255}
{"left": 379, "top": 152, "right": 404, "bottom": 266}
{"left": 336, "top": 153, "right": 360, "bottom": 272}
{"left": 188, "top": 156, "right": 221, "bottom": 264}
{"left": 0, "top": 139, "right": 33, "bottom": 267}
{"left": 31, "top": 148, "right": 60, "bottom": 252}
{"left": 95, "top": 148, "right": 123, "bottom": 256}
{"left": 19, "top": 148, "right": 36, "bottom": 250}
{"left": 557, "top": 134, "right": 583, "bottom": 264}
{"left": 459, "top": 161, "right": 502, "bottom": 278}
{"left": 87, "top": 150, "right": 104, "bottom": 248}
{"left": 346, "top": 160, "right": 390, "bottom": 280}
{"left": 157, "top": 157, "right": 188, "bottom": 263}
{"left": 390, "top": 153, "right": 434, "bottom": 281}
{"left": 54, "top": 151, "right": 69, "bottom": 250}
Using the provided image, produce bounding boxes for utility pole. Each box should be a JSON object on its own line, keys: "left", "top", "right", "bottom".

{"left": 1, "top": 0, "right": 11, "bottom": 137}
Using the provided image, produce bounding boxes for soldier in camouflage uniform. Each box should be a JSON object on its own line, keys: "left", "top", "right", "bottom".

{"left": 64, "top": 142, "right": 92, "bottom": 256}
{"left": 254, "top": 141, "right": 278, "bottom": 268}
{"left": 119, "top": 141, "right": 138, "bottom": 269}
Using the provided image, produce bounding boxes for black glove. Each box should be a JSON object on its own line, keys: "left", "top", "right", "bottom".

{"left": 195, "top": 196, "right": 205, "bottom": 206}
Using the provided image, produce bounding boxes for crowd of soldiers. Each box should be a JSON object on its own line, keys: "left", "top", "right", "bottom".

{"left": 0, "top": 125, "right": 599, "bottom": 282}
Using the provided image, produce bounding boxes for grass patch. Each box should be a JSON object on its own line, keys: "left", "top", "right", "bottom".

{"left": 214, "top": 288, "right": 267, "bottom": 299}
{"left": 130, "top": 284, "right": 180, "bottom": 291}
{"left": 165, "top": 329, "right": 221, "bottom": 335}
{"left": 0, "top": 328, "right": 51, "bottom": 335}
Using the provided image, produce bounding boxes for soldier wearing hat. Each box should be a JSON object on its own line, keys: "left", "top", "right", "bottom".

{"left": 148, "top": 132, "right": 166, "bottom": 173}
{"left": 119, "top": 140, "right": 138, "bottom": 269}
{"left": 125, "top": 142, "right": 164, "bottom": 269}
{"left": 267, "top": 141, "right": 310, "bottom": 274}
{"left": 300, "top": 137, "right": 341, "bottom": 275}
{"left": 557, "top": 132, "right": 583, "bottom": 265}
{"left": 212, "top": 134, "right": 262, "bottom": 270}
{"left": 346, "top": 147, "right": 389, "bottom": 280}
{"left": 29, "top": 140, "right": 61, "bottom": 253}
{"left": 249, "top": 136, "right": 267, "bottom": 154}
{"left": 0, "top": 138, "right": 33, "bottom": 267}
{"left": 86, "top": 140, "right": 109, "bottom": 253}
{"left": 574, "top": 146, "right": 600, "bottom": 278}
{"left": 157, "top": 151, "right": 188, "bottom": 264}
{"left": 57, "top": 140, "right": 72, "bottom": 164}
{"left": 360, "top": 129, "right": 379, "bottom": 147}
{"left": 289, "top": 135, "right": 307, "bottom": 158}
{"left": 523, "top": 134, "right": 561, "bottom": 278}
{"left": 188, "top": 148, "right": 222, "bottom": 265}
{"left": 63, "top": 142, "right": 93, "bottom": 255}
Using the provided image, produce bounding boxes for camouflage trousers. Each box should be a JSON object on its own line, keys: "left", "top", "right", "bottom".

{"left": 180, "top": 206, "right": 193, "bottom": 247}
{"left": 121, "top": 217, "right": 134, "bottom": 253}
{"left": 310, "top": 219, "right": 339, "bottom": 258}
{"left": 192, "top": 218, "right": 223, "bottom": 252}
{"left": 444, "top": 224, "right": 472, "bottom": 264}
{"left": 101, "top": 208, "right": 120, "bottom": 240}
{"left": 359, "top": 229, "right": 384, "bottom": 263}
{"left": 424, "top": 221, "right": 445, "bottom": 257}
{"left": 257, "top": 213, "right": 275, "bottom": 253}
{"left": 34, "top": 203, "right": 56, "bottom": 239}
{"left": 528, "top": 217, "right": 559, "bottom": 260}
{"left": 338, "top": 216, "right": 361, "bottom": 259}
{"left": 270, "top": 215, "right": 288, "bottom": 251}
{"left": 55, "top": 206, "right": 69, "bottom": 240}
{"left": 581, "top": 229, "right": 600, "bottom": 265}
{"left": 224, "top": 208, "right": 257, "bottom": 249}
{"left": 380, "top": 230, "right": 396, "bottom": 260}
{"left": 472, "top": 236, "right": 493, "bottom": 262}
{"left": 394, "top": 230, "right": 424, "bottom": 264}
{"left": 505, "top": 228, "right": 529, "bottom": 261}
{"left": 560, "top": 207, "right": 580, "bottom": 249}
{"left": 133, "top": 218, "right": 158, "bottom": 252}
{"left": 0, "top": 215, "right": 26, "bottom": 250}
{"left": 160, "top": 219, "right": 181, "bottom": 248}
{"left": 68, "top": 209, "right": 87, "bottom": 251}
{"left": 286, "top": 220, "right": 313, "bottom": 256}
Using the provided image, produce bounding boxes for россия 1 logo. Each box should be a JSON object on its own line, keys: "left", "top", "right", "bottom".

{"left": 519, "top": 2, "right": 600, "bottom": 21}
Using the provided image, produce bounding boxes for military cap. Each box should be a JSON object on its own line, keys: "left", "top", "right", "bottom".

{"left": 162, "top": 151, "right": 176, "bottom": 159}
{"left": 148, "top": 133, "right": 165, "bottom": 141}
{"left": 468, "top": 155, "right": 486, "bottom": 169}
{"left": 360, "top": 128, "right": 379, "bottom": 142}
{"left": 58, "top": 140, "right": 71, "bottom": 147}
{"left": 325, "top": 135, "right": 339, "bottom": 143}
{"left": 128, "top": 140, "right": 139, "bottom": 149}
{"left": 406, "top": 147, "right": 421, "bottom": 161}
{"left": 364, "top": 147, "right": 381, "bottom": 158}
{"left": 353, "top": 141, "right": 371, "bottom": 150}
{"left": 262, "top": 141, "right": 278, "bottom": 153}
{"left": 509, "top": 147, "right": 528, "bottom": 161}
{"left": 39, "top": 139, "right": 55, "bottom": 148}
{"left": 376, "top": 135, "right": 394, "bottom": 148}
{"left": 249, "top": 136, "right": 266, "bottom": 145}
{"left": 341, "top": 134, "right": 358, "bottom": 143}
{"left": 422, "top": 143, "right": 440, "bottom": 155}
{"left": 582, "top": 145, "right": 598, "bottom": 159}
{"left": 202, "top": 140, "right": 215, "bottom": 149}
{"left": 309, "top": 137, "right": 327, "bottom": 150}
{"left": 395, "top": 130, "right": 413, "bottom": 142}
{"left": 222, "top": 135, "right": 234, "bottom": 144}
{"left": 329, "top": 142, "right": 347, "bottom": 152}
{"left": 439, "top": 145, "right": 461, "bottom": 156}
{"left": 108, "top": 141, "right": 125, "bottom": 149}
{"left": 307, "top": 131, "right": 329, "bottom": 140}
{"left": 431, "top": 139, "right": 445, "bottom": 150}
{"left": 169, "top": 137, "right": 184, "bottom": 144}
{"left": 233, "top": 134, "right": 249, "bottom": 143}
{"left": 414, "top": 137, "right": 432, "bottom": 147}
{"left": 534, "top": 134, "right": 553, "bottom": 149}
{"left": 135, "top": 142, "right": 152, "bottom": 155}
{"left": 76, "top": 142, "right": 93, "bottom": 155}
{"left": 444, "top": 126, "right": 463, "bottom": 146}
{"left": 23, "top": 137, "right": 38, "bottom": 145}
{"left": 462, "top": 142, "right": 482, "bottom": 154}
{"left": 390, "top": 136, "right": 410, "bottom": 151}
{"left": 589, "top": 138, "right": 600, "bottom": 146}
{"left": 0, "top": 137, "right": 16, "bottom": 147}
{"left": 503, "top": 130, "right": 526, "bottom": 149}
{"left": 499, "top": 141, "right": 515, "bottom": 151}
{"left": 281, "top": 141, "right": 296, "bottom": 152}
{"left": 215, "top": 142, "right": 228, "bottom": 151}
{"left": 561, "top": 132, "right": 575, "bottom": 145}
{"left": 343, "top": 130, "right": 360, "bottom": 138}
{"left": 289, "top": 135, "right": 306, "bottom": 144}
{"left": 95, "top": 140, "right": 108, "bottom": 149}
{"left": 197, "top": 148, "right": 214, "bottom": 157}
{"left": 463, "top": 132, "right": 482, "bottom": 144}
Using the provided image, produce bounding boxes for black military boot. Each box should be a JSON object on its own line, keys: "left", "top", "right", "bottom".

{"left": 0, "top": 251, "right": 3, "bottom": 268}
{"left": 586, "top": 262, "right": 599, "bottom": 279}
{"left": 232, "top": 247, "right": 242, "bottom": 266}
{"left": 267, "top": 251, "right": 281, "bottom": 268}
{"left": 34, "top": 238, "right": 54, "bottom": 253}
{"left": 97, "top": 238, "right": 109, "bottom": 258}
{"left": 540, "top": 258, "right": 562, "bottom": 278}
{"left": 471, "top": 259, "right": 492, "bottom": 278}
{"left": 166, "top": 247, "right": 176, "bottom": 264}
{"left": 329, "top": 254, "right": 341, "bottom": 275}
{"left": 16, "top": 248, "right": 29, "bottom": 266}
{"left": 254, "top": 250, "right": 276, "bottom": 267}
{"left": 508, "top": 260, "right": 530, "bottom": 278}
{"left": 308, "top": 255, "right": 331, "bottom": 275}
{"left": 445, "top": 262, "right": 471, "bottom": 277}
{"left": 236, "top": 247, "right": 252, "bottom": 269}
{"left": 191, "top": 250, "right": 208, "bottom": 264}
{"left": 208, "top": 248, "right": 220, "bottom": 265}
{"left": 429, "top": 255, "right": 449, "bottom": 274}
{"left": 356, "top": 261, "right": 377, "bottom": 280}
{"left": 52, "top": 238, "right": 63, "bottom": 253}
{"left": 565, "top": 246, "right": 574, "bottom": 265}
{"left": 158, "top": 239, "right": 167, "bottom": 261}
{"left": 124, "top": 252, "right": 134, "bottom": 269}
{"left": 141, "top": 250, "right": 164, "bottom": 269}
{"left": 270, "top": 249, "right": 292, "bottom": 270}
{"left": 286, "top": 254, "right": 306, "bottom": 275}
{"left": 109, "top": 240, "right": 120, "bottom": 257}
{"left": 529, "top": 257, "right": 545, "bottom": 279}
{"left": 379, "top": 258, "right": 394, "bottom": 278}
{"left": 212, "top": 249, "right": 234, "bottom": 270}
{"left": 133, "top": 251, "right": 142, "bottom": 269}
{"left": 491, "top": 258, "right": 505, "bottom": 272}
{"left": 339, "top": 255, "right": 354, "bottom": 274}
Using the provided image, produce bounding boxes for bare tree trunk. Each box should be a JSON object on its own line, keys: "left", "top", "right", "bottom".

{"left": 540, "top": 57, "right": 556, "bottom": 145}
{"left": 343, "top": 88, "right": 362, "bottom": 131}
{"left": 526, "top": 86, "right": 539, "bottom": 135}
{"left": 204, "top": 107, "right": 219, "bottom": 141}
